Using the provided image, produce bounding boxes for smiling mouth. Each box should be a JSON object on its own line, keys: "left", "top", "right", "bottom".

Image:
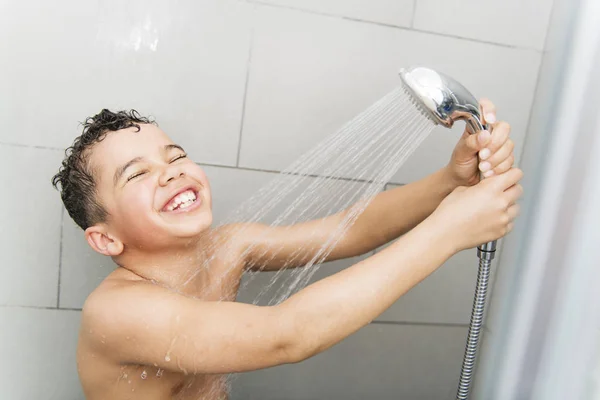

{"left": 162, "top": 189, "right": 199, "bottom": 212}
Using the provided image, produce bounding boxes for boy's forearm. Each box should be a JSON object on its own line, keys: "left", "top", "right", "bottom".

{"left": 345, "top": 167, "right": 457, "bottom": 254}
{"left": 278, "top": 215, "right": 455, "bottom": 360}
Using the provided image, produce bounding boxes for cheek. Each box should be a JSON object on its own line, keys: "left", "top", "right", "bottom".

{"left": 117, "top": 182, "right": 157, "bottom": 227}
{"left": 189, "top": 165, "right": 211, "bottom": 193}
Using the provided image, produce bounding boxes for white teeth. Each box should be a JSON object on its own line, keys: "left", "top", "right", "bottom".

{"left": 165, "top": 189, "right": 197, "bottom": 211}
{"left": 179, "top": 199, "right": 194, "bottom": 209}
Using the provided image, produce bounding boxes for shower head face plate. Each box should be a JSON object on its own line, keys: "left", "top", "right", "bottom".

{"left": 399, "top": 67, "right": 485, "bottom": 134}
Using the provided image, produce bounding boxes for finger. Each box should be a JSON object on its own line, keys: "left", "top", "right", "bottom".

{"left": 480, "top": 141, "right": 515, "bottom": 175}
{"left": 504, "top": 183, "right": 524, "bottom": 205}
{"left": 479, "top": 98, "right": 497, "bottom": 124}
{"left": 506, "top": 222, "right": 515, "bottom": 234}
{"left": 484, "top": 154, "right": 515, "bottom": 177}
{"left": 478, "top": 123, "right": 510, "bottom": 162}
{"left": 507, "top": 203, "right": 521, "bottom": 221}
{"left": 490, "top": 168, "right": 523, "bottom": 191}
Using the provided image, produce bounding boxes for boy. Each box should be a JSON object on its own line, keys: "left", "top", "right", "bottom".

{"left": 52, "top": 104, "right": 522, "bottom": 399}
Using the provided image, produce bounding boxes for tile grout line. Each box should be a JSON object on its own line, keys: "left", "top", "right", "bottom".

{"left": 0, "top": 304, "right": 82, "bottom": 312}
{"left": 247, "top": 0, "right": 542, "bottom": 52}
{"left": 0, "top": 141, "right": 63, "bottom": 151}
{"left": 410, "top": 0, "right": 418, "bottom": 28}
{"left": 517, "top": 53, "right": 546, "bottom": 164}
{"left": 197, "top": 161, "right": 409, "bottom": 186}
{"left": 236, "top": 25, "right": 255, "bottom": 168}
{"left": 371, "top": 320, "right": 469, "bottom": 328}
{"left": 56, "top": 206, "right": 65, "bottom": 309}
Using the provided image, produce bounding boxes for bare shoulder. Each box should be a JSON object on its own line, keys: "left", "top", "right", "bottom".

{"left": 81, "top": 277, "right": 157, "bottom": 340}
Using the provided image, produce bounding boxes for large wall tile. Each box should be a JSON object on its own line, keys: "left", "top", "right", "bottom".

{"left": 255, "top": 0, "right": 414, "bottom": 27}
{"left": 239, "top": 6, "right": 541, "bottom": 184}
{"left": 0, "top": 0, "right": 251, "bottom": 166}
{"left": 0, "top": 307, "right": 83, "bottom": 400}
{"left": 237, "top": 255, "right": 370, "bottom": 306}
{"left": 378, "top": 246, "right": 498, "bottom": 325}
{"left": 414, "top": 0, "right": 553, "bottom": 50}
{"left": 202, "top": 165, "right": 280, "bottom": 224}
{"left": 232, "top": 323, "right": 467, "bottom": 400}
{"left": 59, "top": 212, "right": 115, "bottom": 309}
{"left": 0, "top": 145, "right": 63, "bottom": 307}
{"left": 365, "top": 184, "right": 500, "bottom": 324}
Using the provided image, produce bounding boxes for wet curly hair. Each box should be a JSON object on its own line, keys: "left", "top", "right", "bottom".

{"left": 52, "top": 109, "right": 156, "bottom": 230}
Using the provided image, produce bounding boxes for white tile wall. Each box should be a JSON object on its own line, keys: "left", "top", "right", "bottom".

{"left": 378, "top": 246, "right": 498, "bottom": 325}
{"left": 414, "top": 0, "right": 553, "bottom": 50}
{"left": 237, "top": 254, "right": 371, "bottom": 306}
{"left": 374, "top": 184, "right": 500, "bottom": 325}
{"left": 239, "top": 5, "right": 542, "bottom": 183}
{"left": 202, "top": 165, "right": 280, "bottom": 223}
{"left": 232, "top": 323, "right": 467, "bottom": 400}
{"left": 0, "top": 307, "right": 83, "bottom": 400}
{"left": 254, "top": 0, "right": 415, "bottom": 27}
{"left": 0, "top": 145, "right": 63, "bottom": 307}
{"left": 0, "top": 0, "right": 252, "bottom": 166}
{"left": 59, "top": 213, "right": 116, "bottom": 309}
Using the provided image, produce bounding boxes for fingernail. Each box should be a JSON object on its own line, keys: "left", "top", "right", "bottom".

{"left": 480, "top": 148, "right": 491, "bottom": 160}
{"left": 485, "top": 113, "right": 496, "bottom": 124}
{"left": 484, "top": 170, "right": 495, "bottom": 178}
{"left": 478, "top": 130, "right": 491, "bottom": 143}
{"left": 479, "top": 161, "right": 491, "bottom": 172}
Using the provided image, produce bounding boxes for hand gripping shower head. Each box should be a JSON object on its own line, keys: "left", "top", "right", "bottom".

{"left": 400, "top": 66, "right": 496, "bottom": 400}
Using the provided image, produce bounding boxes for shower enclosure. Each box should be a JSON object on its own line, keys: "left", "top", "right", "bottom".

{"left": 472, "top": 0, "right": 600, "bottom": 398}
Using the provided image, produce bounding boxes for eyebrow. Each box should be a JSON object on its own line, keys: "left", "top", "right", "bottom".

{"left": 112, "top": 144, "right": 186, "bottom": 186}
{"left": 165, "top": 144, "right": 186, "bottom": 153}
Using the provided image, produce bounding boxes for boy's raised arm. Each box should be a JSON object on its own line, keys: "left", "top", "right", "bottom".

{"left": 241, "top": 167, "right": 455, "bottom": 272}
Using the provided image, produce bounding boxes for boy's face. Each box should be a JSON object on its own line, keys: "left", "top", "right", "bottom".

{"left": 89, "top": 124, "right": 213, "bottom": 251}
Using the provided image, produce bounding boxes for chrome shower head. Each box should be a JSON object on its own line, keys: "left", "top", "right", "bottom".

{"left": 399, "top": 66, "right": 484, "bottom": 134}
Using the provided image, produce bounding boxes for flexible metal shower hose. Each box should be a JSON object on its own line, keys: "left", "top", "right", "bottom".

{"left": 456, "top": 249, "right": 494, "bottom": 399}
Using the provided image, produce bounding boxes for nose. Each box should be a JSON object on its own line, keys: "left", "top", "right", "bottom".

{"left": 159, "top": 163, "right": 186, "bottom": 186}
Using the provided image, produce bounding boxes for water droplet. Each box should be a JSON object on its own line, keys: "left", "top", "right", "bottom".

{"left": 165, "top": 355, "right": 171, "bottom": 362}
{"left": 156, "top": 369, "right": 164, "bottom": 378}
{"left": 140, "top": 370, "right": 147, "bottom": 380}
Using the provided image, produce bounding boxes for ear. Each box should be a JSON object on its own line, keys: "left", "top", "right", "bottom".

{"left": 85, "top": 224, "right": 124, "bottom": 257}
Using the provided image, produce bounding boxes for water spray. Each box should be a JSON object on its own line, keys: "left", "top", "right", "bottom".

{"left": 400, "top": 66, "right": 497, "bottom": 400}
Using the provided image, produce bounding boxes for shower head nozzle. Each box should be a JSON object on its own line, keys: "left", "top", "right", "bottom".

{"left": 399, "top": 66, "right": 485, "bottom": 134}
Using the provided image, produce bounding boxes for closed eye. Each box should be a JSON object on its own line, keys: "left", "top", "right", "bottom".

{"left": 170, "top": 154, "right": 187, "bottom": 163}
{"left": 127, "top": 170, "right": 147, "bottom": 182}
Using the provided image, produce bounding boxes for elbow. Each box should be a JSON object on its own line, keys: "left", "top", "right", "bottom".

{"left": 271, "top": 307, "right": 319, "bottom": 364}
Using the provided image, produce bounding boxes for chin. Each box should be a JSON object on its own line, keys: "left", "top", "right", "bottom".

{"left": 171, "top": 210, "right": 214, "bottom": 238}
